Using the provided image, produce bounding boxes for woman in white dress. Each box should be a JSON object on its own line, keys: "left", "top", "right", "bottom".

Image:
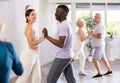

{"left": 74, "top": 18, "right": 89, "bottom": 75}
{"left": 15, "top": 9, "right": 45, "bottom": 83}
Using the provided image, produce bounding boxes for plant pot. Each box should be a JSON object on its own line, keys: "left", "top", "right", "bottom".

{"left": 87, "top": 56, "right": 92, "bottom": 62}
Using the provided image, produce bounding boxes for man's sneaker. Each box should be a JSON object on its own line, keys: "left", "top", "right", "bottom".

{"left": 104, "top": 71, "right": 112, "bottom": 75}
{"left": 93, "top": 74, "right": 102, "bottom": 78}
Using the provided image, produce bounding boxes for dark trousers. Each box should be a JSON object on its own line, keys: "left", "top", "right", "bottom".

{"left": 47, "top": 58, "right": 76, "bottom": 83}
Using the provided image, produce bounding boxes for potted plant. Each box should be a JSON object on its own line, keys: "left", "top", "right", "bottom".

{"left": 86, "top": 38, "right": 92, "bottom": 56}
{"left": 106, "top": 21, "right": 120, "bottom": 40}
{"left": 83, "top": 15, "right": 96, "bottom": 61}
{"left": 107, "top": 31, "right": 113, "bottom": 39}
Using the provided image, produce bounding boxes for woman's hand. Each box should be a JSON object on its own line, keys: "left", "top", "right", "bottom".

{"left": 41, "top": 32, "right": 45, "bottom": 40}
{"left": 88, "top": 30, "right": 92, "bottom": 36}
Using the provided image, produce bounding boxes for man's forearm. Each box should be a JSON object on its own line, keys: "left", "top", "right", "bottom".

{"left": 91, "top": 33, "right": 102, "bottom": 39}
{"left": 46, "top": 36, "right": 63, "bottom": 48}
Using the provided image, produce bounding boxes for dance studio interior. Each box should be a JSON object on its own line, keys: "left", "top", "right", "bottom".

{"left": 0, "top": 0, "right": 120, "bottom": 83}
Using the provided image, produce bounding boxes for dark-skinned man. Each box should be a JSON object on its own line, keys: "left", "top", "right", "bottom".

{"left": 43, "top": 5, "right": 76, "bottom": 83}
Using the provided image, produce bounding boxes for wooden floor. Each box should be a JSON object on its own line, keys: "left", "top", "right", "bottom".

{"left": 11, "top": 59, "right": 120, "bottom": 83}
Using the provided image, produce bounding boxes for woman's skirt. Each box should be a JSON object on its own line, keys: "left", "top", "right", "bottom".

{"left": 15, "top": 47, "right": 41, "bottom": 83}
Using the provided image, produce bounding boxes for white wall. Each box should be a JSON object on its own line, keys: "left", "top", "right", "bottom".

{"left": 0, "top": 0, "right": 26, "bottom": 55}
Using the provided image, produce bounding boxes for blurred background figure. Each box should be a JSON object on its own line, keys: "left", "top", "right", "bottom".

{"left": 88, "top": 13, "right": 112, "bottom": 78}
{"left": 74, "top": 18, "right": 89, "bottom": 76}
{"left": 0, "top": 20, "right": 24, "bottom": 83}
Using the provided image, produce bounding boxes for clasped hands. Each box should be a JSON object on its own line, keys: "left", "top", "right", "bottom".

{"left": 88, "top": 30, "right": 93, "bottom": 37}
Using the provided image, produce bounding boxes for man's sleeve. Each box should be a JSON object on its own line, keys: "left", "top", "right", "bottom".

{"left": 59, "top": 24, "right": 68, "bottom": 36}
{"left": 7, "top": 42, "right": 24, "bottom": 76}
{"left": 97, "top": 25, "right": 103, "bottom": 34}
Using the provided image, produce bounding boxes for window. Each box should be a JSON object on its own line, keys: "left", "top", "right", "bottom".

{"left": 106, "top": 3, "right": 120, "bottom": 36}
{"left": 75, "top": 3, "right": 90, "bottom": 32}
{"left": 107, "top": 3, "right": 120, "bottom": 9}
{"left": 76, "top": 10, "right": 90, "bottom": 31}
{"left": 76, "top": 3, "right": 90, "bottom": 9}
{"left": 107, "top": 10, "right": 120, "bottom": 36}
{"left": 55, "top": 3, "right": 120, "bottom": 36}
{"left": 92, "top": 3, "right": 105, "bottom": 9}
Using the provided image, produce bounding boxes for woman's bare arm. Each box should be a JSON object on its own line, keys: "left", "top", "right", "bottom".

{"left": 25, "top": 27, "right": 45, "bottom": 48}
{"left": 78, "top": 29, "right": 89, "bottom": 42}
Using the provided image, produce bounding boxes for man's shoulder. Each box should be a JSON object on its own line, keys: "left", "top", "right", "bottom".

{"left": 61, "top": 20, "right": 71, "bottom": 27}
{"left": 97, "top": 23, "right": 105, "bottom": 27}
{"left": 1, "top": 42, "right": 14, "bottom": 51}
{"left": 0, "top": 41, "right": 10, "bottom": 47}
{"left": 95, "top": 23, "right": 105, "bottom": 30}
{"left": 0, "top": 41, "right": 4, "bottom": 45}
{"left": 4, "top": 42, "right": 13, "bottom": 47}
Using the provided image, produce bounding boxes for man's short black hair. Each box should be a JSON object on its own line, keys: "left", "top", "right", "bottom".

{"left": 57, "top": 5, "right": 69, "bottom": 14}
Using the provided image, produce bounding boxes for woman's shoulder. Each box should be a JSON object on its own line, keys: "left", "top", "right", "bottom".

{"left": 25, "top": 25, "right": 33, "bottom": 35}
{"left": 78, "top": 28, "right": 83, "bottom": 34}
{"left": 25, "top": 25, "right": 32, "bottom": 30}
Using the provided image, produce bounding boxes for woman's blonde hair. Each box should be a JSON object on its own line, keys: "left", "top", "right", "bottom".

{"left": 77, "top": 18, "right": 85, "bottom": 24}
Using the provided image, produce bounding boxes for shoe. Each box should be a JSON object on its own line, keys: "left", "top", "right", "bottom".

{"left": 104, "top": 71, "right": 112, "bottom": 75}
{"left": 79, "top": 72, "right": 87, "bottom": 76}
{"left": 93, "top": 74, "right": 102, "bottom": 78}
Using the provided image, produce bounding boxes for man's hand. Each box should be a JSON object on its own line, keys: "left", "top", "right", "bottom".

{"left": 42, "top": 28, "right": 48, "bottom": 38}
{"left": 88, "top": 30, "right": 93, "bottom": 36}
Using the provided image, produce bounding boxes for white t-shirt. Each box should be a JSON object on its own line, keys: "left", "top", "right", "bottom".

{"left": 91, "top": 23, "right": 106, "bottom": 47}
